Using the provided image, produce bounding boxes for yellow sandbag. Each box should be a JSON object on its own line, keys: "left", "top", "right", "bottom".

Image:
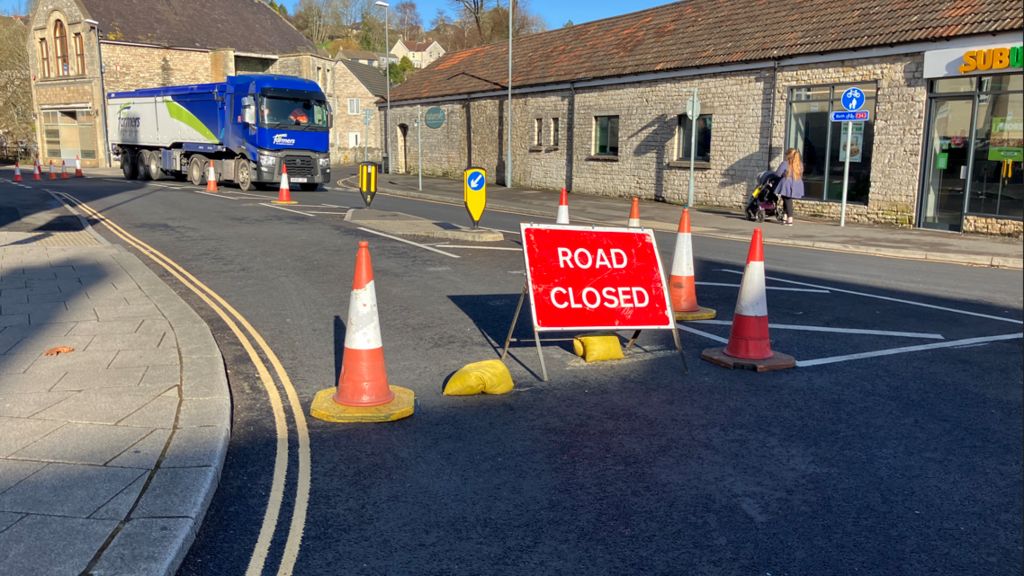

{"left": 572, "top": 333, "right": 624, "bottom": 362}
{"left": 444, "top": 359, "right": 514, "bottom": 396}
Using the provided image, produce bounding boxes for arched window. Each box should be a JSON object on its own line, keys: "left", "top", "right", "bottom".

{"left": 74, "top": 33, "right": 86, "bottom": 75}
{"left": 53, "top": 20, "right": 69, "bottom": 76}
{"left": 39, "top": 38, "right": 51, "bottom": 78}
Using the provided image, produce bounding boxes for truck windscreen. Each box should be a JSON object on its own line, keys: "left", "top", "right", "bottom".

{"left": 260, "top": 96, "right": 329, "bottom": 130}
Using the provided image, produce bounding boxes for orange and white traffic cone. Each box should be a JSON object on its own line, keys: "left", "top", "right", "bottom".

{"left": 627, "top": 197, "right": 641, "bottom": 228}
{"left": 32, "top": 160, "right": 41, "bottom": 181}
{"left": 206, "top": 160, "right": 217, "bottom": 192}
{"left": 272, "top": 164, "right": 297, "bottom": 205}
{"left": 701, "top": 228, "right": 795, "bottom": 371}
{"left": 60, "top": 160, "right": 69, "bottom": 179}
{"left": 13, "top": 161, "right": 22, "bottom": 182}
{"left": 555, "top": 187, "right": 570, "bottom": 224}
{"left": 74, "top": 155, "right": 84, "bottom": 177}
{"left": 670, "top": 208, "right": 716, "bottom": 321}
{"left": 49, "top": 160, "right": 57, "bottom": 180}
{"left": 310, "top": 241, "right": 415, "bottom": 423}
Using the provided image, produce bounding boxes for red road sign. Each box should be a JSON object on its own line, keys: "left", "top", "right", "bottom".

{"left": 521, "top": 224, "right": 674, "bottom": 331}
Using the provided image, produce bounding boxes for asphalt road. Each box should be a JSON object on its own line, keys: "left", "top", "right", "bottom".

{"left": 29, "top": 171, "right": 1024, "bottom": 575}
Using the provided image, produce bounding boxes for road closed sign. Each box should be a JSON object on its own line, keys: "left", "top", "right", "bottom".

{"left": 521, "top": 224, "right": 674, "bottom": 331}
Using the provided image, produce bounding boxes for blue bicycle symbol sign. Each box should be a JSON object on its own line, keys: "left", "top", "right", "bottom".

{"left": 841, "top": 88, "right": 865, "bottom": 112}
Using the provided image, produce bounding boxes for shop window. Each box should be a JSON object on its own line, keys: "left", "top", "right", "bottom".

{"left": 550, "top": 118, "right": 559, "bottom": 146}
{"left": 42, "top": 110, "right": 96, "bottom": 160}
{"left": 593, "top": 115, "right": 619, "bottom": 156}
{"left": 968, "top": 88, "right": 1022, "bottom": 219}
{"left": 39, "top": 38, "right": 51, "bottom": 78}
{"left": 677, "top": 114, "right": 712, "bottom": 163}
{"left": 53, "top": 20, "right": 69, "bottom": 76}
{"left": 534, "top": 118, "right": 543, "bottom": 146}
{"left": 785, "top": 83, "right": 876, "bottom": 204}
{"left": 347, "top": 98, "right": 360, "bottom": 115}
{"left": 74, "top": 33, "right": 86, "bottom": 75}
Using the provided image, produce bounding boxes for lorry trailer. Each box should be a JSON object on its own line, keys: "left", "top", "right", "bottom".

{"left": 106, "top": 74, "right": 331, "bottom": 191}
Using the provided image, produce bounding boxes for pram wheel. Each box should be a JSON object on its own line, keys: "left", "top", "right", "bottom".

{"left": 756, "top": 208, "right": 765, "bottom": 223}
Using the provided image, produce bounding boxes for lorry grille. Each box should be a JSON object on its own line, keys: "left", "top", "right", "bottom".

{"left": 283, "top": 156, "right": 316, "bottom": 179}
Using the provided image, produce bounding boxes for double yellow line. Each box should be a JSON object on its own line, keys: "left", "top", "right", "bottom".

{"left": 56, "top": 192, "right": 310, "bottom": 576}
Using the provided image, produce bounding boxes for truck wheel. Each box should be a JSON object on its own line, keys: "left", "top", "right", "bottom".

{"left": 236, "top": 158, "right": 253, "bottom": 192}
{"left": 147, "top": 151, "right": 162, "bottom": 181}
{"left": 137, "top": 151, "right": 151, "bottom": 180}
{"left": 121, "top": 152, "right": 138, "bottom": 180}
{"left": 188, "top": 156, "right": 206, "bottom": 186}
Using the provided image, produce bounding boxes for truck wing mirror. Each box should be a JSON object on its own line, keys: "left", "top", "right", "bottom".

{"left": 241, "top": 96, "right": 256, "bottom": 125}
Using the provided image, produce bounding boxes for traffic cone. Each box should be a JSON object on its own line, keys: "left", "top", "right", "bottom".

{"left": 670, "top": 208, "right": 716, "bottom": 321}
{"left": 555, "top": 187, "right": 569, "bottom": 224}
{"left": 310, "top": 241, "right": 415, "bottom": 423}
{"left": 701, "top": 228, "right": 795, "bottom": 372}
{"left": 74, "top": 155, "right": 84, "bottom": 177}
{"left": 61, "top": 160, "right": 69, "bottom": 179}
{"left": 272, "top": 164, "right": 297, "bottom": 205}
{"left": 627, "top": 197, "right": 641, "bottom": 228}
{"left": 205, "top": 160, "right": 217, "bottom": 192}
{"left": 49, "top": 160, "right": 57, "bottom": 180}
{"left": 13, "top": 161, "right": 22, "bottom": 182}
{"left": 32, "top": 160, "right": 41, "bottom": 181}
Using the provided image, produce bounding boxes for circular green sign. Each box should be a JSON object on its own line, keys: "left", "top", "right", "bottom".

{"left": 424, "top": 107, "right": 446, "bottom": 129}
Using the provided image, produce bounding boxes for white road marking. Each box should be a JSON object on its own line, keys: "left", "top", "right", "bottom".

{"left": 192, "top": 190, "right": 237, "bottom": 200}
{"left": 260, "top": 203, "right": 315, "bottom": 217}
{"left": 356, "top": 227, "right": 460, "bottom": 258}
{"left": 233, "top": 190, "right": 277, "bottom": 198}
{"left": 677, "top": 324, "right": 729, "bottom": 344}
{"left": 697, "top": 281, "right": 829, "bottom": 293}
{"left": 690, "top": 320, "right": 944, "bottom": 339}
{"left": 304, "top": 210, "right": 349, "bottom": 215}
{"left": 796, "top": 333, "right": 1023, "bottom": 367}
{"left": 719, "top": 268, "right": 1024, "bottom": 325}
{"left": 434, "top": 244, "right": 522, "bottom": 251}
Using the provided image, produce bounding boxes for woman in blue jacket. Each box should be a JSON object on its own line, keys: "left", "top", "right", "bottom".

{"left": 774, "top": 148, "right": 804, "bottom": 226}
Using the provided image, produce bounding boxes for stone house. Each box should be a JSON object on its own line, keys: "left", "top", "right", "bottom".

{"left": 334, "top": 60, "right": 387, "bottom": 164}
{"left": 26, "top": 0, "right": 348, "bottom": 169}
{"left": 391, "top": 39, "right": 445, "bottom": 69}
{"left": 338, "top": 48, "right": 387, "bottom": 69}
{"left": 387, "top": 0, "right": 1023, "bottom": 236}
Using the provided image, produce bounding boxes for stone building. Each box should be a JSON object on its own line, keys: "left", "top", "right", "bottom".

{"left": 334, "top": 60, "right": 387, "bottom": 164}
{"left": 26, "top": 0, "right": 342, "bottom": 169}
{"left": 387, "top": 0, "right": 1023, "bottom": 236}
{"left": 391, "top": 39, "right": 445, "bottom": 69}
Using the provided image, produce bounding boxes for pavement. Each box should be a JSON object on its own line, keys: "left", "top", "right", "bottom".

{"left": 351, "top": 170, "right": 1024, "bottom": 270}
{"left": 0, "top": 182, "right": 229, "bottom": 575}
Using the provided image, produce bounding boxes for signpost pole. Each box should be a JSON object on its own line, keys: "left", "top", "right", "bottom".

{"left": 840, "top": 120, "right": 853, "bottom": 227}
{"left": 688, "top": 88, "right": 698, "bottom": 208}
{"left": 417, "top": 106, "right": 422, "bottom": 192}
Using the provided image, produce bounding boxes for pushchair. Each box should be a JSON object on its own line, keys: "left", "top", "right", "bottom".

{"left": 746, "top": 171, "right": 784, "bottom": 222}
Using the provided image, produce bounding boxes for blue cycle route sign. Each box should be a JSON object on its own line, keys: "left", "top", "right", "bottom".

{"left": 466, "top": 169, "right": 486, "bottom": 191}
{"left": 841, "top": 87, "right": 865, "bottom": 112}
{"left": 831, "top": 110, "right": 870, "bottom": 122}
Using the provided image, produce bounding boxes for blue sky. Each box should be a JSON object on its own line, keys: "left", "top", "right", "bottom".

{"left": 1, "top": 0, "right": 672, "bottom": 28}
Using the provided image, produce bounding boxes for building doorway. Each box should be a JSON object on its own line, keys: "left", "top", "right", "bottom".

{"left": 396, "top": 123, "right": 409, "bottom": 173}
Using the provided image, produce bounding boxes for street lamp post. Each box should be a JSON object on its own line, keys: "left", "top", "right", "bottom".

{"left": 375, "top": 1, "right": 391, "bottom": 175}
{"left": 506, "top": 0, "right": 512, "bottom": 188}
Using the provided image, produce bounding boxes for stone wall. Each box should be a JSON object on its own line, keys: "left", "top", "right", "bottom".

{"left": 102, "top": 43, "right": 212, "bottom": 93}
{"left": 963, "top": 215, "right": 1024, "bottom": 238}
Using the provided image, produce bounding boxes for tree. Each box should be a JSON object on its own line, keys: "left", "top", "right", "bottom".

{"left": 0, "top": 16, "right": 34, "bottom": 157}
{"left": 388, "top": 55, "right": 415, "bottom": 84}
{"left": 293, "top": 0, "right": 347, "bottom": 48}
{"left": 394, "top": 1, "right": 423, "bottom": 42}
{"left": 563, "top": 19, "right": 574, "bottom": 28}
{"left": 450, "top": 0, "right": 488, "bottom": 44}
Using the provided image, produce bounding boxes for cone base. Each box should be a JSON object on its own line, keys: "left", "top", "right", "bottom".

{"left": 310, "top": 385, "right": 414, "bottom": 423}
{"left": 272, "top": 199, "right": 298, "bottom": 205}
{"left": 700, "top": 347, "right": 796, "bottom": 372}
{"left": 674, "top": 306, "right": 717, "bottom": 322}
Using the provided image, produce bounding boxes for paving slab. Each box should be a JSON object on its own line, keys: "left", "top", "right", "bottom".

{"left": 11, "top": 422, "right": 151, "bottom": 464}
{"left": 0, "top": 463, "right": 144, "bottom": 517}
{"left": 0, "top": 460, "right": 45, "bottom": 493}
{"left": 90, "top": 518, "right": 195, "bottom": 576}
{"left": 0, "top": 392, "right": 74, "bottom": 418}
{"left": 0, "top": 515, "right": 116, "bottom": 576}
{"left": 0, "top": 418, "right": 64, "bottom": 457}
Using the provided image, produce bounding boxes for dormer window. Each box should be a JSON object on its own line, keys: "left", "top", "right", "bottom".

{"left": 53, "top": 20, "right": 69, "bottom": 76}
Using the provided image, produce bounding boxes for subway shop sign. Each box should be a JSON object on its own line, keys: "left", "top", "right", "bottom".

{"left": 923, "top": 38, "right": 1024, "bottom": 78}
{"left": 959, "top": 45, "right": 1023, "bottom": 74}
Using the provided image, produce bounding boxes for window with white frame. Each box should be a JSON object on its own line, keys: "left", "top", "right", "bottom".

{"left": 348, "top": 98, "right": 360, "bottom": 115}
{"left": 676, "top": 114, "right": 712, "bottom": 163}
{"left": 593, "top": 116, "right": 619, "bottom": 156}
{"left": 534, "top": 118, "right": 543, "bottom": 146}
{"left": 550, "top": 118, "right": 560, "bottom": 146}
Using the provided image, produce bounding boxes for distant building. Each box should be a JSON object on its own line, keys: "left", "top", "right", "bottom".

{"left": 391, "top": 39, "right": 445, "bottom": 69}
{"left": 334, "top": 60, "right": 387, "bottom": 164}
{"left": 27, "top": 0, "right": 346, "bottom": 168}
{"left": 338, "top": 48, "right": 393, "bottom": 69}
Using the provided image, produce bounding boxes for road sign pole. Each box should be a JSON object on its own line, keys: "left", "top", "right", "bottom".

{"left": 417, "top": 106, "right": 422, "bottom": 192}
{"left": 840, "top": 121, "right": 853, "bottom": 227}
{"left": 688, "top": 88, "right": 698, "bottom": 208}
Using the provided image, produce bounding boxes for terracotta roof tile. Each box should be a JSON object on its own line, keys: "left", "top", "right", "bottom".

{"left": 391, "top": 0, "right": 1022, "bottom": 102}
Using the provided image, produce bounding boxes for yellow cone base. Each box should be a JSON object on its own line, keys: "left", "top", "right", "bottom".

{"left": 272, "top": 199, "right": 298, "bottom": 205}
{"left": 572, "top": 333, "right": 624, "bottom": 363}
{"left": 310, "top": 385, "right": 415, "bottom": 423}
{"left": 444, "top": 359, "right": 514, "bottom": 396}
{"left": 700, "top": 347, "right": 796, "bottom": 372}
{"left": 674, "top": 306, "right": 717, "bottom": 322}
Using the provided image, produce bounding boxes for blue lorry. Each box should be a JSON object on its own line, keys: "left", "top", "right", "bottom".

{"left": 106, "top": 74, "right": 331, "bottom": 191}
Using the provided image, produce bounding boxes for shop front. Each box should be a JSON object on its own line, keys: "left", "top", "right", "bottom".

{"left": 920, "top": 41, "right": 1023, "bottom": 232}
